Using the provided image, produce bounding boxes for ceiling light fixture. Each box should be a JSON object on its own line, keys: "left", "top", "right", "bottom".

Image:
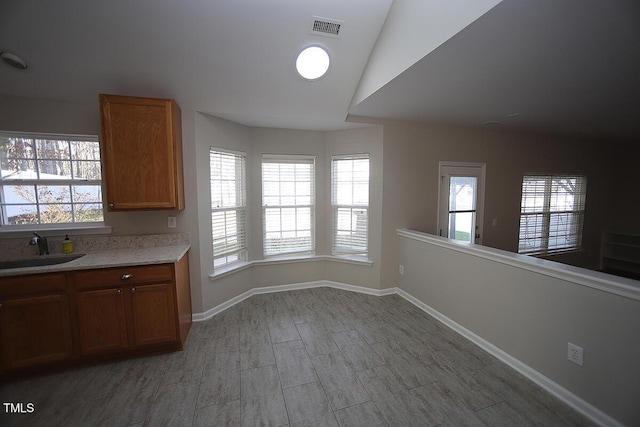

{"left": 295, "top": 46, "right": 330, "bottom": 81}
{"left": 1, "top": 52, "right": 28, "bottom": 70}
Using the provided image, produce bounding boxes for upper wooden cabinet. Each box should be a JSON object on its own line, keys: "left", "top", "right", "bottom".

{"left": 99, "top": 94, "right": 185, "bottom": 211}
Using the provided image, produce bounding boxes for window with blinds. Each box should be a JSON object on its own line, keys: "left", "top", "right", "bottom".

{"left": 210, "top": 148, "right": 246, "bottom": 267}
{"left": 331, "top": 155, "right": 369, "bottom": 256}
{"left": 518, "top": 175, "right": 587, "bottom": 254}
{"left": 262, "top": 155, "right": 314, "bottom": 256}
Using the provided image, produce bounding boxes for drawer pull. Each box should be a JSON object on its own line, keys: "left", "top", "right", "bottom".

{"left": 121, "top": 274, "right": 134, "bottom": 280}
{"left": 115, "top": 289, "right": 122, "bottom": 295}
{"left": 130, "top": 287, "right": 136, "bottom": 293}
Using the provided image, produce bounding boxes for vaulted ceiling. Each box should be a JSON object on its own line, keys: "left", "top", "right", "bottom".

{"left": 1, "top": 0, "right": 638, "bottom": 140}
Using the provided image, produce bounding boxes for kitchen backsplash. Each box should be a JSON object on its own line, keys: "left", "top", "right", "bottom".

{"left": 0, "top": 233, "right": 190, "bottom": 260}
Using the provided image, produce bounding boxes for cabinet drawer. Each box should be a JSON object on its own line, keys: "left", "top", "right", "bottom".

{"left": 74, "top": 264, "right": 173, "bottom": 290}
{"left": 0, "top": 273, "right": 67, "bottom": 298}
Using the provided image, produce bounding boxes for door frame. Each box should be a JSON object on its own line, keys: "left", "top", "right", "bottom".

{"left": 437, "top": 161, "right": 486, "bottom": 245}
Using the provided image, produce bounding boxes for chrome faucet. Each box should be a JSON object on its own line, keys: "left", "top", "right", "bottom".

{"left": 29, "top": 232, "right": 49, "bottom": 255}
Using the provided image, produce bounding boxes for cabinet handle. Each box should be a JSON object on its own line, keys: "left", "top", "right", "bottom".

{"left": 109, "top": 203, "right": 115, "bottom": 207}
{"left": 130, "top": 288, "right": 136, "bottom": 293}
{"left": 115, "top": 289, "right": 122, "bottom": 295}
{"left": 121, "top": 274, "right": 133, "bottom": 280}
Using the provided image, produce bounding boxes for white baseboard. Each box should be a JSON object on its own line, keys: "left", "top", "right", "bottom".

{"left": 192, "top": 280, "right": 392, "bottom": 322}
{"left": 192, "top": 280, "right": 618, "bottom": 427}
{"left": 395, "top": 288, "right": 621, "bottom": 427}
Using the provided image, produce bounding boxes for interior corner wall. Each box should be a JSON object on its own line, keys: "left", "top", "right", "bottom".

{"left": 379, "top": 121, "right": 612, "bottom": 288}
{"left": 194, "top": 113, "right": 252, "bottom": 312}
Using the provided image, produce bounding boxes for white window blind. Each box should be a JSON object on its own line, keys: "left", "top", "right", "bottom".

{"left": 518, "top": 175, "right": 587, "bottom": 254}
{"left": 210, "top": 148, "right": 246, "bottom": 267}
{"left": 0, "top": 132, "right": 103, "bottom": 226}
{"left": 331, "top": 155, "right": 369, "bottom": 256}
{"left": 262, "top": 155, "right": 314, "bottom": 256}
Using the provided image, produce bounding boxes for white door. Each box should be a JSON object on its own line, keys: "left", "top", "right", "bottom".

{"left": 438, "top": 162, "right": 485, "bottom": 244}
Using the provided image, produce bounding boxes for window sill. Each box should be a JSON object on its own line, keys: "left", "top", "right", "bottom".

{"left": 0, "top": 224, "right": 113, "bottom": 238}
{"left": 329, "top": 254, "right": 373, "bottom": 266}
{"left": 210, "top": 254, "right": 373, "bottom": 281}
{"left": 210, "top": 260, "right": 253, "bottom": 280}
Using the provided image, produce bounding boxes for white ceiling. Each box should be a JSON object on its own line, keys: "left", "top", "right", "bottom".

{"left": 1, "top": 0, "right": 639, "bottom": 139}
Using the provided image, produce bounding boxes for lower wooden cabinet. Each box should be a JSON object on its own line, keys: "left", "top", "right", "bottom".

{"left": 72, "top": 255, "right": 190, "bottom": 360}
{"left": 130, "top": 283, "right": 177, "bottom": 346}
{"left": 0, "top": 273, "right": 73, "bottom": 372}
{"left": 0, "top": 253, "right": 191, "bottom": 377}
{"left": 76, "top": 282, "right": 178, "bottom": 354}
{"left": 76, "top": 287, "right": 129, "bottom": 354}
{"left": 0, "top": 293, "right": 73, "bottom": 370}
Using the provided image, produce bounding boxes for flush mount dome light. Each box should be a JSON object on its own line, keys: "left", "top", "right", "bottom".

{"left": 296, "top": 46, "right": 330, "bottom": 80}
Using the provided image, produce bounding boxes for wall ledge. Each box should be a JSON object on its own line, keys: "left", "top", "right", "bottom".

{"left": 397, "top": 228, "right": 640, "bottom": 301}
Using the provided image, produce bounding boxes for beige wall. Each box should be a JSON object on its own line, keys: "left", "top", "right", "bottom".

{"left": 397, "top": 232, "right": 640, "bottom": 426}
{"left": 1, "top": 94, "right": 632, "bottom": 315}
{"left": 380, "top": 120, "right": 613, "bottom": 288}
{"left": 605, "top": 140, "right": 640, "bottom": 235}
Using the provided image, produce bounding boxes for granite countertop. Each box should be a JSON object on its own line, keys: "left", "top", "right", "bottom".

{"left": 0, "top": 232, "right": 191, "bottom": 277}
{"left": 0, "top": 244, "right": 190, "bottom": 277}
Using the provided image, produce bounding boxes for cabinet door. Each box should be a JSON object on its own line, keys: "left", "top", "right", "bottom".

{"left": 0, "top": 294, "right": 73, "bottom": 370}
{"left": 77, "top": 288, "right": 128, "bottom": 354}
{"left": 130, "top": 283, "right": 177, "bottom": 347}
{"left": 100, "top": 94, "right": 184, "bottom": 210}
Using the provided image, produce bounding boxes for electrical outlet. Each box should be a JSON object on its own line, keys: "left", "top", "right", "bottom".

{"left": 568, "top": 343, "right": 584, "bottom": 366}
{"left": 399, "top": 265, "right": 404, "bottom": 275}
{"left": 167, "top": 216, "right": 177, "bottom": 229}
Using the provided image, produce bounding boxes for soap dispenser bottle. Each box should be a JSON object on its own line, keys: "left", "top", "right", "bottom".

{"left": 62, "top": 234, "right": 74, "bottom": 254}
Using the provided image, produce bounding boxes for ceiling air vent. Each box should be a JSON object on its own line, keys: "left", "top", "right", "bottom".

{"left": 311, "top": 16, "right": 343, "bottom": 38}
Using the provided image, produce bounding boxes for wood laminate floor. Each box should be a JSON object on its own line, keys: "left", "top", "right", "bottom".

{"left": 0, "top": 287, "right": 595, "bottom": 426}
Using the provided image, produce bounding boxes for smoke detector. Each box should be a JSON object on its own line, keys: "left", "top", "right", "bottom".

{"left": 1, "top": 52, "right": 28, "bottom": 70}
{"left": 310, "top": 16, "right": 343, "bottom": 38}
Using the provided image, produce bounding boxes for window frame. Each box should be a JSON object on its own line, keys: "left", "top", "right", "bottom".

{"left": 518, "top": 174, "right": 588, "bottom": 255}
{"left": 210, "top": 147, "right": 247, "bottom": 268}
{"left": 261, "top": 154, "right": 315, "bottom": 257}
{"left": 0, "top": 131, "right": 104, "bottom": 229}
{"left": 331, "top": 154, "right": 370, "bottom": 257}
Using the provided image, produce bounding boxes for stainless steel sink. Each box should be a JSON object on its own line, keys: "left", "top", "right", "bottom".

{"left": 0, "top": 254, "right": 85, "bottom": 270}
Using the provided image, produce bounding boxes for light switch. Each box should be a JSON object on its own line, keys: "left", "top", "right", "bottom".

{"left": 168, "top": 216, "right": 177, "bottom": 228}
